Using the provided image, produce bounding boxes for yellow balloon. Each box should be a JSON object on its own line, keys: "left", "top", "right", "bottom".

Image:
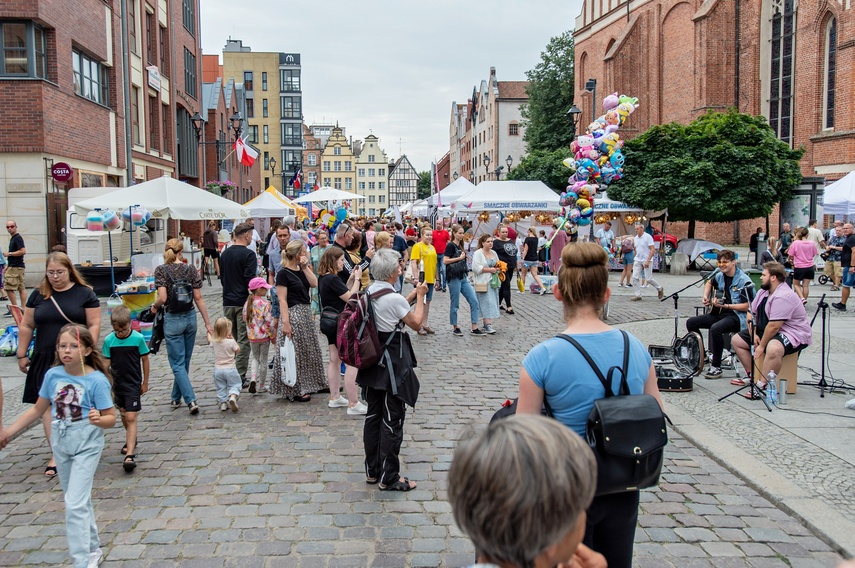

{"left": 576, "top": 198, "right": 591, "bottom": 209}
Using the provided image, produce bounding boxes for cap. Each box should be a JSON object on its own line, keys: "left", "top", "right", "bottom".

{"left": 248, "top": 277, "right": 272, "bottom": 291}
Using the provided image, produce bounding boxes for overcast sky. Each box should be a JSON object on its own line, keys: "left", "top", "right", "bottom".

{"left": 200, "top": 0, "right": 585, "bottom": 173}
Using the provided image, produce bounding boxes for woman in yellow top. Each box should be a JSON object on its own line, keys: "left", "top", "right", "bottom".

{"left": 410, "top": 225, "right": 438, "bottom": 335}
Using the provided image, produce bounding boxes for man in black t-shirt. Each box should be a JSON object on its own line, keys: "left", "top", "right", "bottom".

{"left": 833, "top": 223, "right": 855, "bottom": 311}
{"left": 219, "top": 223, "right": 257, "bottom": 382}
{"left": 4, "top": 219, "right": 26, "bottom": 309}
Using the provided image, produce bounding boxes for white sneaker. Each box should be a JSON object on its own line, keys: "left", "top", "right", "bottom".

{"left": 88, "top": 548, "right": 104, "bottom": 567}
{"left": 347, "top": 401, "right": 368, "bottom": 415}
{"left": 228, "top": 394, "right": 239, "bottom": 413}
{"left": 328, "top": 395, "right": 349, "bottom": 408}
{"left": 219, "top": 402, "right": 228, "bottom": 411}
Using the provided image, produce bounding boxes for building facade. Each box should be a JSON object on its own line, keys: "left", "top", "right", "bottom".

{"left": 450, "top": 67, "right": 528, "bottom": 185}
{"left": 222, "top": 41, "right": 302, "bottom": 197}
{"left": 574, "top": 0, "right": 853, "bottom": 242}
{"left": 388, "top": 155, "right": 419, "bottom": 206}
{"left": 355, "top": 134, "right": 389, "bottom": 217}
{"left": 302, "top": 123, "right": 322, "bottom": 191}
{"left": 320, "top": 125, "right": 356, "bottom": 203}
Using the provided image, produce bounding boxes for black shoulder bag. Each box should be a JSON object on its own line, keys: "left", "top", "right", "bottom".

{"left": 557, "top": 331, "right": 669, "bottom": 496}
{"left": 318, "top": 276, "right": 340, "bottom": 337}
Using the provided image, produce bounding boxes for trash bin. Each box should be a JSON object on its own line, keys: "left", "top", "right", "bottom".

{"left": 746, "top": 269, "right": 763, "bottom": 291}
{"left": 755, "top": 240, "right": 767, "bottom": 268}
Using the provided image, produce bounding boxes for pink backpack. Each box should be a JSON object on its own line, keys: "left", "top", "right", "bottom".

{"left": 336, "top": 288, "right": 395, "bottom": 369}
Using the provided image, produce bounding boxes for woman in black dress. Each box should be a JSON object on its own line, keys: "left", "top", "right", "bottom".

{"left": 17, "top": 252, "right": 101, "bottom": 477}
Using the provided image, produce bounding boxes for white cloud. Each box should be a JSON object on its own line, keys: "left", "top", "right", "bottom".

{"left": 201, "top": 0, "right": 584, "bottom": 172}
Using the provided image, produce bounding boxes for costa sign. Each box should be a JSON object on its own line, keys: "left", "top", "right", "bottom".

{"left": 51, "top": 163, "right": 73, "bottom": 183}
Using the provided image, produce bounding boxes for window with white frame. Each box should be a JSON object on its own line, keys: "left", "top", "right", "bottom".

{"left": 368, "top": 155, "right": 375, "bottom": 163}
{"left": 333, "top": 146, "right": 341, "bottom": 155}
{"left": 307, "top": 154, "right": 316, "bottom": 166}
{"left": 345, "top": 178, "right": 352, "bottom": 190}
{"left": 324, "top": 177, "right": 331, "bottom": 186}
{"left": 358, "top": 182, "right": 365, "bottom": 189}
{"left": 379, "top": 195, "right": 385, "bottom": 203}
{"left": 378, "top": 168, "right": 385, "bottom": 176}
{"left": 369, "top": 182, "right": 375, "bottom": 190}
{"left": 334, "top": 178, "right": 341, "bottom": 189}
{"left": 358, "top": 168, "right": 365, "bottom": 176}
{"left": 368, "top": 168, "right": 375, "bottom": 177}
{"left": 379, "top": 182, "right": 385, "bottom": 190}
{"left": 369, "top": 195, "right": 376, "bottom": 203}
{"left": 334, "top": 161, "right": 341, "bottom": 171}
{"left": 345, "top": 161, "right": 352, "bottom": 171}
{"left": 323, "top": 161, "right": 330, "bottom": 171}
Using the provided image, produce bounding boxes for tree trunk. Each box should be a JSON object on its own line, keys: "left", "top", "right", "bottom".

{"left": 688, "top": 219, "right": 696, "bottom": 239}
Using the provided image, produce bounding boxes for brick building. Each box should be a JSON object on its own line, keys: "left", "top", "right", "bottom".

{"left": 574, "top": 0, "right": 853, "bottom": 243}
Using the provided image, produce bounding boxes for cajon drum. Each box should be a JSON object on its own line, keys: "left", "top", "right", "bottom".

{"left": 753, "top": 352, "right": 798, "bottom": 394}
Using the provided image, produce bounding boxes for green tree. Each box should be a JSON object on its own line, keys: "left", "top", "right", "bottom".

{"left": 607, "top": 109, "right": 803, "bottom": 237}
{"left": 506, "top": 149, "right": 572, "bottom": 192}
{"left": 417, "top": 170, "right": 432, "bottom": 200}
{"left": 521, "top": 31, "right": 576, "bottom": 153}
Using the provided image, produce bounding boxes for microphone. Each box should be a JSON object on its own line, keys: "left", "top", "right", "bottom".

{"left": 704, "top": 267, "right": 721, "bottom": 280}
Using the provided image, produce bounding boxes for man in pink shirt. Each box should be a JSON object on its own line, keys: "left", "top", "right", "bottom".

{"left": 730, "top": 262, "right": 812, "bottom": 389}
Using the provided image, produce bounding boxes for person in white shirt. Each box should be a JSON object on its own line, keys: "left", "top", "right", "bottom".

{"left": 246, "top": 218, "right": 262, "bottom": 256}
{"left": 631, "top": 223, "right": 664, "bottom": 301}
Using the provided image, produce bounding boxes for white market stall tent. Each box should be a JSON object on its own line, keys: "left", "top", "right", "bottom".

{"left": 822, "top": 171, "right": 855, "bottom": 216}
{"left": 243, "top": 186, "right": 306, "bottom": 218}
{"left": 427, "top": 177, "right": 476, "bottom": 206}
{"left": 74, "top": 176, "right": 251, "bottom": 221}
{"left": 450, "top": 180, "right": 560, "bottom": 212}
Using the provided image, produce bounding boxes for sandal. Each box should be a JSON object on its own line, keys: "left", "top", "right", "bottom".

{"left": 293, "top": 394, "right": 311, "bottom": 403}
{"left": 505, "top": 308, "right": 515, "bottom": 315}
{"left": 121, "top": 440, "right": 138, "bottom": 455}
{"left": 123, "top": 455, "right": 137, "bottom": 473}
{"left": 379, "top": 477, "right": 416, "bottom": 492}
{"left": 44, "top": 466, "right": 58, "bottom": 478}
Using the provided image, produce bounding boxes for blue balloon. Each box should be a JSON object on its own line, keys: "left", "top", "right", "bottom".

{"left": 335, "top": 208, "right": 348, "bottom": 221}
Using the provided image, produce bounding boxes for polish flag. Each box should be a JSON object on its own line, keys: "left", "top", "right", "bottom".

{"left": 234, "top": 137, "right": 258, "bottom": 167}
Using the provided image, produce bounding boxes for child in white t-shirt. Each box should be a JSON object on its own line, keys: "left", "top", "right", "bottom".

{"left": 209, "top": 317, "right": 242, "bottom": 412}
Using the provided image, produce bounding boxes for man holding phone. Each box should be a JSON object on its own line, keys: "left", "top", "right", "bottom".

{"left": 410, "top": 226, "right": 437, "bottom": 335}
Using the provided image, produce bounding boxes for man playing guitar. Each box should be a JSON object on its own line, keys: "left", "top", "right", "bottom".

{"left": 685, "top": 250, "right": 755, "bottom": 379}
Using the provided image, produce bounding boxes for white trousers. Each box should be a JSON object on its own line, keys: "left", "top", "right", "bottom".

{"left": 632, "top": 260, "right": 662, "bottom": 297}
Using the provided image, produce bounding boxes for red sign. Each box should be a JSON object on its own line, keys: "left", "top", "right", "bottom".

{"left": 51, "top": 162, "right": 73, "bottom": 183}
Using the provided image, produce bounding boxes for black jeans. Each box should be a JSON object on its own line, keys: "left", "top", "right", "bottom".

{"left": 498, "top": 270, "right": 513, "bottom": 309}
{"left": 686, "top": 311, "right": 740, "bottom": 366}
{"left": 583, "top": 490, "right": 640, "bottom": 568}
{"left": 363, "top": 386, "right": 407, "bottom": 485}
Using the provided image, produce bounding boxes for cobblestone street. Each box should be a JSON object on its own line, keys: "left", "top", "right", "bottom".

{"left": 0, "top": 274, "right": 850, "bottom": 567}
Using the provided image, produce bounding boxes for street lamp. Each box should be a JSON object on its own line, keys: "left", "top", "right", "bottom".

{"left": 269, "top": 156, "right": 276, "bottom": 178}
{"left": 566, "top": 105, "right": 582, "bottom": 137}
{"left": 506, "top": 155, "right": 513, "bottom": 173}
{"left": 584, "top": 79, "right": 597, "bottom": 126}
{"left": 190, "top": 111, "right": 227, "bottom": 172}
{"left": 229, "top": 111, "right": 243, "bottom": 140}
{"left": 453, "top": 172, "right": 459, "bottom": 180}
{"left": 483, "top": 154, "right": 491, "bottom": 181}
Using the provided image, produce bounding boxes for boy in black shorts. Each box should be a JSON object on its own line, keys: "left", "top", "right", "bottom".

{"left": 102, "top": 306, "right": 150, "bottom": 472}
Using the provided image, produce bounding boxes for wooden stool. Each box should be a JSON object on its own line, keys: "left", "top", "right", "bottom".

{"left": 753, "top": 352, "right": 799, "bottom": 394}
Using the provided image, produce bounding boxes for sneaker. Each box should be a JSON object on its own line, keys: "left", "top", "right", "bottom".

{"left": 470, "top": 328, "right": 487, "bottom": 336}
{"left": 833, "top": 302, "right": 847, "bottom": 311}
{"left": 88, "top": 548, "right": 104, "bottom": 567}
{"left": 228, "top": 394, "right": 239, "bottom": 413}
{"left": 248, "top": 380, "right": 257, "bottom": 394}
{"left": 630, "top": 296, "right": 642, "bottom": 301}
{"left": 539, "top": 287, "right": 547, "bottom": 296}
{"left": 452, "top": 327, "right": 463, "bottom": 337}
{"left": 730, "top": 377, "right": 751, "bottom": 386}
{"left": 484, "top": 324, "right": 496, "bottom": 334}
{"left": 170, "top": 400, "right": 181, "bottom": 410}
{"left": 257, "top": 385, "right": 269, "bottom": 393}
{"left": 347, "top": 401, "right": 368, "bottom": 415}
{"left": 219, "top": 402, "right": 228, "bottom": 411}
{"left": 658, "top": 287, "right": 664, "bottom": 300}
{"left": 188, "top": 401, "right": 199, "bottom": 415}
{"left": 704, "top": 366, "right": 723, "bottom": 379}
{"left": 328, "top": 396, "right": 349, "bottom": 408}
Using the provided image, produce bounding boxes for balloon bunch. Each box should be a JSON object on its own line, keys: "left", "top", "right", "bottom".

{"left": 550, "top": 93, "right": 638, "bottom": 246}
{"left": 317, "top": 207, "right": 349, "bottom": 234}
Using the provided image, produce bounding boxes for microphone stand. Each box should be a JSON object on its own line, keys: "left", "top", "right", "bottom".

{"left": 659, "top": 273, "right": 713, "bottom": 343}
{"left": 808, "top": 293, "right": 829, "bottom": 397}
{"left": 718, "top": 310, "right": 773, "bottom": 411}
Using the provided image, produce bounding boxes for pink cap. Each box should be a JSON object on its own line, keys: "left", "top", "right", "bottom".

{"left": 248, "top": 277, "right": 272, "bottom": 291}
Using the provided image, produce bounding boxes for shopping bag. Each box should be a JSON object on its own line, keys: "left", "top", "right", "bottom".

{"left": 516, "top": 272, "right": 525, "bottom": 293}
{"left": 279, "top": 337, "right": 297, "bottom": 387}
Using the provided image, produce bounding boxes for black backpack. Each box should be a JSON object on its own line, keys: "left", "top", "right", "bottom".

{"left": 166, "top": 266, "right": 195, "bottom": 313}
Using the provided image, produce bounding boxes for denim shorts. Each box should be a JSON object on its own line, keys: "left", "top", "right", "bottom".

{"left": 843, "top": 267, "right": 855, "bottom": 288}
{"left": 522, "top": 260, "right": 539, "bottom": 269}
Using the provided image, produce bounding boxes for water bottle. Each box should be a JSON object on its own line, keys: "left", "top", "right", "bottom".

{"left": 767, "top": 371, "right": 778, "bottom": 405}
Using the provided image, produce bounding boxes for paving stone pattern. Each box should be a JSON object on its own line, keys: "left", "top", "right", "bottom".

{"left": 0, "top": 278, "right": 844, "bottom": 567}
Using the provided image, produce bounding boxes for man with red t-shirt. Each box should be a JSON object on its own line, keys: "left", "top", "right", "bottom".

{"left": 405, "top": 222, "right": 417, "bottom": 249}
{"left": 502, "top": 219, "right": 517, "bottom": 241}
{"left": 432, "top": 221, "right": 451, "bottom": 292}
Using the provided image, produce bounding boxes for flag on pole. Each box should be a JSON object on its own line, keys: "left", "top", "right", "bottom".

{"left": 234, "top": 137, "right": 258, "bottom": 167}
{"left": 434, "top": 161, "right": 442, "bottom": 207}
{"left": 290, "top": 169, "right": 302, "bottom": 190}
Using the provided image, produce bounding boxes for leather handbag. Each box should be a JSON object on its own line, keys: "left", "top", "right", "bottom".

{"left": 474, "top": 282, "right": 488, "bottom": 293}
{"left": 557, "top": 331, "right": 669, "bottom": 496}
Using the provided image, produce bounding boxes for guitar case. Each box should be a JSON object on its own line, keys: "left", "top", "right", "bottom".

{"left": 649, "top": 332, "right": 704, "bottom": 392}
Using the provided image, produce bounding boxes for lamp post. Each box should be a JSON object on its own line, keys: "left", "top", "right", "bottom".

{"left": 453, "top": 172, "right": 459, "bottom": 181}
{"left": 584, "top": 79, "right": 597, "bottom": 126}
{"left": 494, "top": 165, "right": 504, "bottom": 180}
{"left": 566, "top": 105, "right": 582, "bottom": 138}
{"left": 269, "top": 156, "right": 276, "bottom": 186}
{"left": 506, "top": 155, "right": 513, "bottom": 175}
{"left": 483, "top": 154, "right": 491, "bottom": 181}
{"left": 228, "top": 111, "right": 244, "bottom": 202}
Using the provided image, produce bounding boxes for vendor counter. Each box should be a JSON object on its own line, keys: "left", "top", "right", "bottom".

{"left": 76, "top": 265, "right": 132, "bottom": 296}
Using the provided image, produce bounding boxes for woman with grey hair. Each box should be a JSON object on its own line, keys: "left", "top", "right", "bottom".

{"left": 357, "top": 248, "right": 427, "bottom": 491}
{"left": 449, "top": 414, "right": 604, "bottom": 568}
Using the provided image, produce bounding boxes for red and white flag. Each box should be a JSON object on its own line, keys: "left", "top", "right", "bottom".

{"left": 234, "top": 137, "right": 258, "bottom": 167}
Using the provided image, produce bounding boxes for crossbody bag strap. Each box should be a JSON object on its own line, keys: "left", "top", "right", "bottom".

{"left": 49, "top": 295, "right": 75, "bottom": 325}
{"left": 555, "top": 331, "right": 632, "bottom": 398}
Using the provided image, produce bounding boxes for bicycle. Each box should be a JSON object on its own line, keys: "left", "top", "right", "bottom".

{"left": 201, "top": 255, "right": 213, "bottom": 286}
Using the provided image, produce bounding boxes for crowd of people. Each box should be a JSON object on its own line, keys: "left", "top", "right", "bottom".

{"left": 1, "top": 212, "right": 853, "bottom": 568}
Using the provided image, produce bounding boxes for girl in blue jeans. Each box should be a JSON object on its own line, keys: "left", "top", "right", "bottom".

{"left": 0, "top": 324, "right": 116, "bottom": 568}
{"left": 444, "top": 225, "right": 485, "bottom": 336}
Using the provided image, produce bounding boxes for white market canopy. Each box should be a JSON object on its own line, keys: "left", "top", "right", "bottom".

{"left": 427, "top": 177, "right": 476, "bottom": 206}
{"left": 450, "top": 180, "right": 560, "bottom": 212}
{"left": 74, "top": 175, "right": 250, "bottom": 220}
{"left": 596, "top": 192, "right": 643, "bottom": 212}
{"left": 294, "top": 187, "right": 364, "bottom": 203}
{"left": 822, "top": 171, "right": 855, "bottom": 216}
{"left": 243, "top": 186, "right": 308, "bottom": 219}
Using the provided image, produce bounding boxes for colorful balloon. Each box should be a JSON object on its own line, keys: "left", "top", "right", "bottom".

{"left": 335, "top": 207, "right": 348, "bottom": 221}
{"left": 603, "top": 92, "right": 620, "bottom": 111}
